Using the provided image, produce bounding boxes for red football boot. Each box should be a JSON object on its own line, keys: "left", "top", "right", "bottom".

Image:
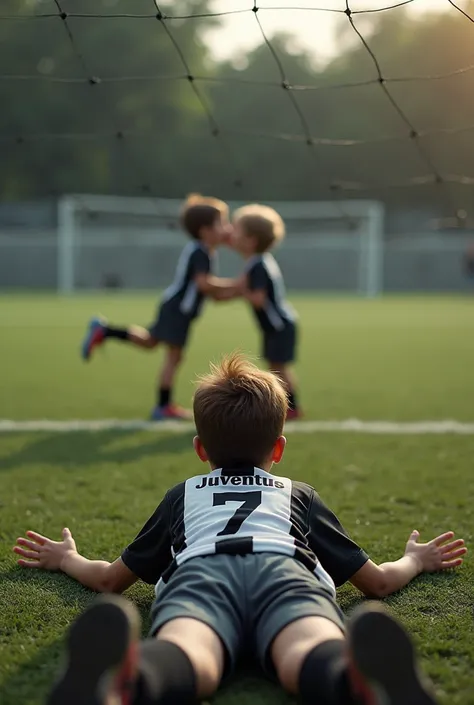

{"left": 150, "top": 404, "right": 193, "bottom": 421}
{"left": 81, "top": 317, "right": 106, "bottom": 361}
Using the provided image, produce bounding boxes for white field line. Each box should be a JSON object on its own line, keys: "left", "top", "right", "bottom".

{"left": 1, "top": 419, "right": 474, "bottom": 434}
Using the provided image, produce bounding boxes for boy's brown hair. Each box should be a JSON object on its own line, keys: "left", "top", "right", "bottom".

{"left": 233, "top": 204, "right": 285, "bottom": 253}
{"left": 181, "top": 193, "right": 228, "bottom": 240}
{"left": 193, "top": 352, "right": 288, "bottom": 468}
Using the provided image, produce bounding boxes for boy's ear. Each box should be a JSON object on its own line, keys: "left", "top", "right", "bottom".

{"left": 193, "top": 436, "right": 209, "bottom": 462}
{"left": 271, "top": 436, "right": 286, "bottom": 464}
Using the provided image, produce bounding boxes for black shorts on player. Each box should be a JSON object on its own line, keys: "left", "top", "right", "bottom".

{"left": 263, "top": 321, "right": 297, "bottom": 364}
{"left": 148, "top": 302, "right": 193, "bottom": 348}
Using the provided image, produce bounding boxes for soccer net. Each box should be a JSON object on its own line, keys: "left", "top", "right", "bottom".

{"left": 57, "top": 194, "right": 384, "bottom": 296}
{"left": 1, "top": 1, "right": 474, "bottom": 294}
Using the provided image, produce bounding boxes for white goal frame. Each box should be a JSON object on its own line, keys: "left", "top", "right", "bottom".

{"left": 57, "top": 194, "right": 385, "bottom": 296}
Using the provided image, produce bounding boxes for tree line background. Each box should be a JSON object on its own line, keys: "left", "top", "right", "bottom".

{"left": 1, "top": 0, "right": 474, "bottom": 218}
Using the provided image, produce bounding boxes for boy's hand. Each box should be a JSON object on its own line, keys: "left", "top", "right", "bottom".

{"left": 13, "top": 528, "right": 77, "bottom": 571}
{"left": 404, "top": 530, "right": 466, "bottom": 572}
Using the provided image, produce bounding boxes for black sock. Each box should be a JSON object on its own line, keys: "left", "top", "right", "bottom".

{"left": 134, "top": 639, "right": 197, "bottom": 705}
{"left": 299, "top": 640, "right": 356, "bottom": 705}
{"left": 158, "top": 388, "right": 171, "bottom": 408}
{"left": 104, "top": 325, "right": 129, "bottom": 341}
{"left": 287, "top": 390, "right": 298, "bottom": 411}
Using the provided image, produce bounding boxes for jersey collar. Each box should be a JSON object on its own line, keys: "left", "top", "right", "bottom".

{"left": 218, "top": 466, "right": 259, "bottom": 476}
{"left": 244, "top": 254, "right": 263, "bottom": 272}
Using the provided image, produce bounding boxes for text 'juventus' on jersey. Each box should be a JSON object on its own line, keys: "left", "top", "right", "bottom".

{"left": 121, "top": 467, "right": 369, "bottom": 595}
{"left": 246, "top": 253, "right": 297, "bottom": 333}
{"left": 161, "top": 241, "right": 215, "bottom": 319}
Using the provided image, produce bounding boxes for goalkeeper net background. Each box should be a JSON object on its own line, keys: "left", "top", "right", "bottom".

{"left": 0, "top": 1, "right": 473, "bottom": 293}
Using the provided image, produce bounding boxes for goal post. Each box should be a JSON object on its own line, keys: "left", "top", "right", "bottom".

{"left": 56, "top": 194, "right": 385, "bottom": 296}
{"left": 57, "top": 195, "right": 75, "bottom": 295}
{"left": 361, "top": 200, "right": 385, "bottom": 297}
{"left": 57, "top": 194, "right": 184, "bottom": 295}
{"left": 262, "top": 198, "right": 385, "bottom": 297}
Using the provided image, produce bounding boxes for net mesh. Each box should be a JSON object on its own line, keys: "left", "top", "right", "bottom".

{"left": 1, "top": 0, "right": 474, "bottom": 224}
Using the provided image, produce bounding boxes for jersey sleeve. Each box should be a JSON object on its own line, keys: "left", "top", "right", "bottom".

{"left": 247, "top": 261, "right": 268, "bottom": 291}
{"left": 190, "top": 247, "right": 211, "bottom": 277}
{"left": 121, "top": 494, "right": 173, "bottom": 585}
{"left": 308, "top": 490, "right": 369, "bottom": 587}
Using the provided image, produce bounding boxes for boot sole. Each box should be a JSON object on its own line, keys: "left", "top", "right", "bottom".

{"left": 48, "top": 596, "right": 138, "bottom": 705}
{"left": 350, "top": 607, "right": 437, "bottom": 705}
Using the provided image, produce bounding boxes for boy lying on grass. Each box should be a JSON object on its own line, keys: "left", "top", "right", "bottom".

{"left": 14, "top": 354, "right": 466, "bottom": 705}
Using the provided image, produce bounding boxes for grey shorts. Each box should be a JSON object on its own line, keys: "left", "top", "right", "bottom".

{"left": 263, "top": 323, "right": 297, "bottom": 364}
{"left": 148, "top": 303, "right": 193, "bottom": 348}
{"left": 150, "top": 553, "right": 344, "bottom": 676}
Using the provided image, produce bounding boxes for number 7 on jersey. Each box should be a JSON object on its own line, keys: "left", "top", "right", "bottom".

{"left": 213, "top": 491, "right": 262, "bottom": 536}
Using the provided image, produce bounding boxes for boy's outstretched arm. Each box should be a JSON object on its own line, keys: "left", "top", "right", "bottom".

{"left": 307, "top": 491, "right": 467, "bottom": 598}
{"left": 13, "top": 528, "right": 137, "bottom": 593}
{"left": 350, "top": 530, "right": 467, "bottom": 598}
{"left": 194, "top": 272, "right": 246, "bottom": 301}
{"left": 14, "top": 495, "right": 172, "bottom": 593}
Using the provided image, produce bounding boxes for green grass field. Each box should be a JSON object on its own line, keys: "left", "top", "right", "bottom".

{"left": 0, "top": 294, "right": 473, "bottom": 705}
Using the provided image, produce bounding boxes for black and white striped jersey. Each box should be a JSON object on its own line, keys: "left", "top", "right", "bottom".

{"left": 121, "top": 467, "right": 368, "bottom": 595}
{"left": 161, "top": 241, "right": 214, "bottom": 318}
{"left": 246, "top": 253, "right": 297, "bottom": 333}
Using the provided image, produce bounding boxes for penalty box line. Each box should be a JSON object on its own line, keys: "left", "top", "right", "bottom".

{"left": 1, "top": 419, "right": 474, "bottom": 434}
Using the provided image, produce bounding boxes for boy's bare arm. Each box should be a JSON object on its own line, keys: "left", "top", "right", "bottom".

{"left": 194, "top": 272, "right": 246, "bottom": 300}
{"left": 350, "top": 530, "right": 466, "bottom": 598}
{"left": 13, "top": 528, "right": 138, "bottom": 594}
